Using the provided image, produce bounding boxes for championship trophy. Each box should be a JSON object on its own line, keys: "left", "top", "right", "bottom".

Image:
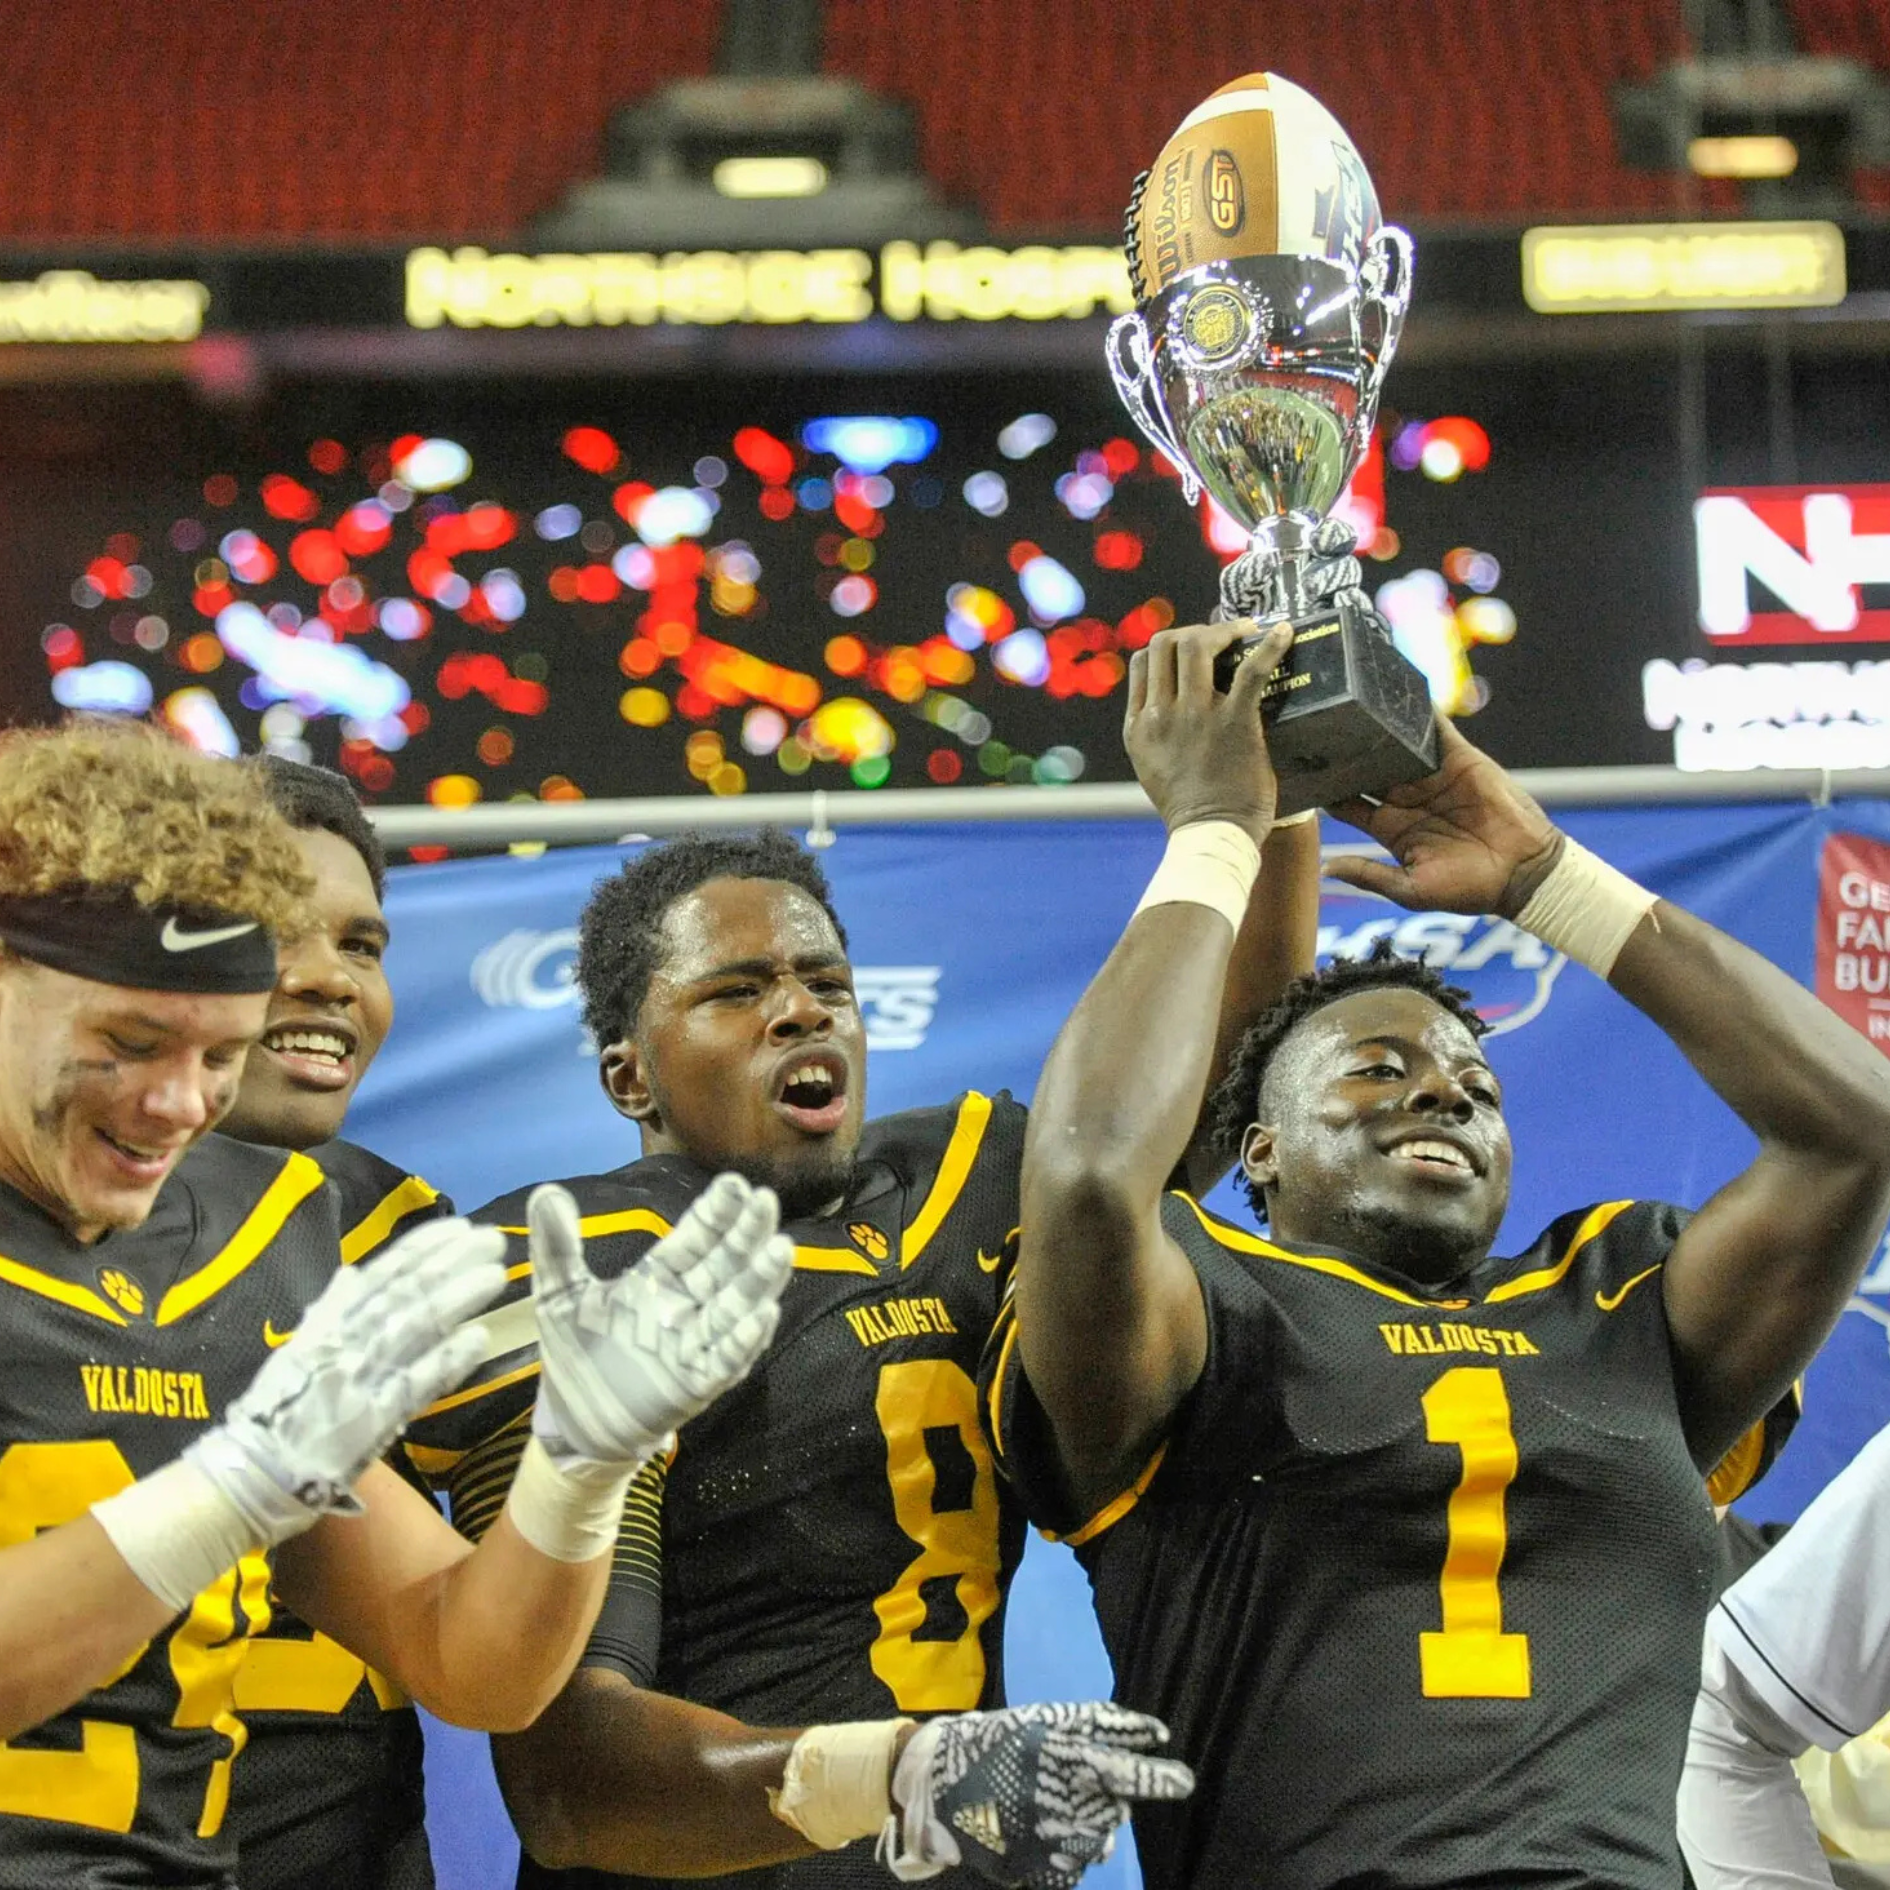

{"left": 1108, "top": 73, "right": 1437, "bottom": 815}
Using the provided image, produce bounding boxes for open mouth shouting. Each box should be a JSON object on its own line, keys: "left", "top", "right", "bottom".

{"left": 771, "top": 1049, "right": 850, "bottom": 1135}
{"left": 259, "top": 1017, "right": 359, "bottom": 1093}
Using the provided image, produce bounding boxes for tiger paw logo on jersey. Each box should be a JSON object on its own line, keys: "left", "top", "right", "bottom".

{"left": 848, "top": 1221, "right": 890, "bottom": 1262}
{"left": 96, "top": 1267, "right": 145, "bottom": 1317}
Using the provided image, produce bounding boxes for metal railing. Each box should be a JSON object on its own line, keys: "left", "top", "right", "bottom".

{"left": 364, "top": 765, "right": 1890, "bottom": 850}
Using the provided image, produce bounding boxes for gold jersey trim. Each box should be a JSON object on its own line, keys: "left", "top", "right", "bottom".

{"left": 986, "top": 1300, "right": 1022, "bottom": 1461}
{"left": 1172, "top": 1192, "right": 1432, "bottom": 1307}
{"left": 340, "top": 1174, "right": 441, "bottom": 1266}
{"left": 1055, "top": 1443, "right": 1170, "bottom": 1548}
{"left": 1176, "top": 1191, "right": 1642, "bottom": 1312}
{"left": 154, "top": 1152, "right": 327, "bottom": 1327}
{"left": 0, "top": 1252, "right": 129, "bottom": 1326}
{"left": 416, "top": 1356, "right": 541, "bottom": 1422}
{"left": 1483, "top": 1200, "right": 1635, "bottom": 1305}
{"left": 901, "top": 1091, "right": 993, "bottom": 1270}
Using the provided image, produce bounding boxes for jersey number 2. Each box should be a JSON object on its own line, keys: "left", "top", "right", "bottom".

{"left": 1421, "top": 1367, "right": 1532, "bottom": 1699}
{"left": 871, "top": 1359, "right": 1003, "bottom": 1712}
{"left": 0, "top": 1439, "right": 261, "bottom": 1836}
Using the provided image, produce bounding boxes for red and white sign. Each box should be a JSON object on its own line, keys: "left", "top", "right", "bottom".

{"left": 1818, "top": 831, "right": 1890, "bottom": 1051}
{"left": 1697, "top": 485, "right": 1890, "bottom": 646}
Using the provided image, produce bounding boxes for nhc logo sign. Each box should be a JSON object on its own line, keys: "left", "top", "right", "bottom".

{"left": 470, "top": 931, "right": 940, "bottom": 1051}
{"left": 1696, "top": 485, "right": 1890, "bottom": 646}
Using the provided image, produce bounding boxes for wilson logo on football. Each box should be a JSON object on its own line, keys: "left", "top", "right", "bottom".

{"left": 1206, "top": 150, "right": 1245, "bottom": 234}
{"left": 470, "top": 936, "right": 941, "bottom": 1051}
{"left": 1317, "top": 895, "right": 1566, "bottom": 1038}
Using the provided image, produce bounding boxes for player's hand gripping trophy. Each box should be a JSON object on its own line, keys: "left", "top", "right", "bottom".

{"left": 1109, "top": 73, "right": 1437, "bottom": 815}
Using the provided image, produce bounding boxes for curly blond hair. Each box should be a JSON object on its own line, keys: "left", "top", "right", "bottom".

{"left": 0, "top": 720, "right": 313, "bottom": 934}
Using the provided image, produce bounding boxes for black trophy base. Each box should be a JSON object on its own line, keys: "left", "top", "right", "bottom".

{"left": 1212, "top": 592, "right": 1439, "bottom": 817}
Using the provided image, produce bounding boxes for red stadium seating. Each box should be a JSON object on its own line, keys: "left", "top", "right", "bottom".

{"left": 0, "top": 0, "right": 1848, "bottom": 242}
{"left": 1780, "top": 0, "right": 1890, "bottom": 207}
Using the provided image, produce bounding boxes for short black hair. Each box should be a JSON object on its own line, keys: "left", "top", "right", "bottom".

{"left": 1208, "top": 939, "right": 1489, "bottom": 1215}
{"left": 577, "top": 829, "right": 847, "bottom": 1047}
{"left": 253, "top": 756, "right": 386, "bottom": 901}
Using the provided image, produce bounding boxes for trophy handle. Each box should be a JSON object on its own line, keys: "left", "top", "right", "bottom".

{"left": 1106, "top": 312, "right": 1200, "bottom": 505}
{"left": 1358, "top": 225, "right": 1415, "bottom": 429}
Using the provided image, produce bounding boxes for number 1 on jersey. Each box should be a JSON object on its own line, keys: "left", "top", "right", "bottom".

{"left": 1420, "top": 1366, "right": 1532, "bottom": 1699}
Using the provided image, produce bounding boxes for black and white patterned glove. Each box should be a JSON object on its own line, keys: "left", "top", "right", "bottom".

{"left": 879, "top": 1702, "right": 1194, "bottom": 1887}
{"left": 1219, "top": 514, "right": 1367, "bottom": 623}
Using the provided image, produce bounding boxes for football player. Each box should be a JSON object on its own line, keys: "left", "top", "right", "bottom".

{"left": 0, "top": 720, "right": 794, "bottom": 1888}
{"left": 986, "top": 618, "right": 1890, "bottom": 1889}
{"left": 406, "top": 558, "right": 1374, "bottom": 1887}
{"left": 222, "top": 759, "right": 452, "bottom": 1890}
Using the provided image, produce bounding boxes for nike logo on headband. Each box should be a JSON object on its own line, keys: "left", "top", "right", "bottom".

{"left": 160, "top": 917, "right": 260, "bottom": 953}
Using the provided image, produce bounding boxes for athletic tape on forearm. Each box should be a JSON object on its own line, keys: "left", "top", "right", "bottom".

{"left": 503, "top": 1435, "right": 635, "bottom": 1564}
{"left": 1513, "top": 837, "right": 1658, "bottom": 978}
{"left": 1131, "top": 820, "right": 1262, "bottom": 934}
{"left": 92, "top": 1457, "right": 266, "bottom": 1616}
{"left": 769, "top": 1719, "right": 913, "bottom": 1851}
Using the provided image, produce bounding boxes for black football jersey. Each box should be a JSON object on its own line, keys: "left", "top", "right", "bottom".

{"left": 226, "top": 1140, "right": 450, "bottom": 1890}
{"left": 0, "top": 1135, "right": 343, "bottom": 1890}
{"left": 987, "top": 1191, "right": 1722, "bottom": 1890}
{"left": 444, "top": 1091, "right": 1030, "bottom": 1890}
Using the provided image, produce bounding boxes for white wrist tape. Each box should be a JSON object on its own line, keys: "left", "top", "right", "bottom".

{"left": 769, "top": 1718, "right": 913, "bottom": 1850}
{"left": 1513, "top": 837, "right": 1659, "bottom": 977}
{"left": 503, "top": 1434, "right": 634, "bottom": 1564}
{"left": 1132, "top": 820, "right": 1261, "bottom": 934}
{"left": 92, "top": 1456, "right": 266, "bottom": 1616}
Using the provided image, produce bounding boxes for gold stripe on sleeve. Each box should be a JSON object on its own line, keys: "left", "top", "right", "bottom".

{"left": 1054, "top": 1444, "right": 1170, "bottom": 1549}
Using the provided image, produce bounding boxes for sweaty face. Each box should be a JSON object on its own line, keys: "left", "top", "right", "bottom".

{"left": 1244, "top": 986, "right": 1512, "bottom": 1287}
{"left": 605, "top": 877, "right": 867, "bottom": 1221}
{"left": 219, "top": 828, "right": 393, "bottom": 1152}
{"left": 0, "top": 959, "right": 268, "bottom": 1242}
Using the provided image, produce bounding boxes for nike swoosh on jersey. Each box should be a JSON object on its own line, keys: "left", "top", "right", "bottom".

{"left": 262, "top": 1319, "right": 294, "bottom": 1347}
{"left": 160, "top": 916, "right": 260, "bottom": 952}
{"left": 976, "top": 1248, "right": 1003, "bottom": 1273}
{"left": 1595, "top": 1262, "right": 1663, "bottom": 1312}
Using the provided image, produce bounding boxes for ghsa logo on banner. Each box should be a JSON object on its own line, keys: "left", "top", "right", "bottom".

{"left": 1317, "top": 892, "right": 1567, "bottom": 1038}
{"left": 470, "top": 929, "right": 941, "bottom": 1051}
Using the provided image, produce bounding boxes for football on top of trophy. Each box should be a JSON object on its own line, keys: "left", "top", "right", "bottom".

{"left": 1129, "top": 72, "right": 1385, "bottom": 303}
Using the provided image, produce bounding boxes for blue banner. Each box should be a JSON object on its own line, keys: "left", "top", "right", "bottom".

{"left": 350, "top": 799, "right": 1890, "bottom": 1890}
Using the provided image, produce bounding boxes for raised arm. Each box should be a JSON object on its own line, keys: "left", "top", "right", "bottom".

{"left": 1181, "top": 810, "right": 1323, "bottom": 1194}
{"left": 1016, "top": 620, "right": 1289, "bottom": 1517}
{"left": 1328, "top": 716, "right": 1890, "bottom": 1465}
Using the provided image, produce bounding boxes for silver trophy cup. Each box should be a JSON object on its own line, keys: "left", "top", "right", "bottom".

{"left": 1107, "top": 230, "right": 1438, "bottom": 813}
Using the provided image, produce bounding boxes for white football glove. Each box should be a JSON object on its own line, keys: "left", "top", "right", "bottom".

{"left": 528, "top": 1173, "right": 793, "bottom": 1473}
{"left": 187, "top": 1218, "right": 508, "bottom": 1541}
{"left": 881, "top": 1703, "right": 1195, "bottom": 1887}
